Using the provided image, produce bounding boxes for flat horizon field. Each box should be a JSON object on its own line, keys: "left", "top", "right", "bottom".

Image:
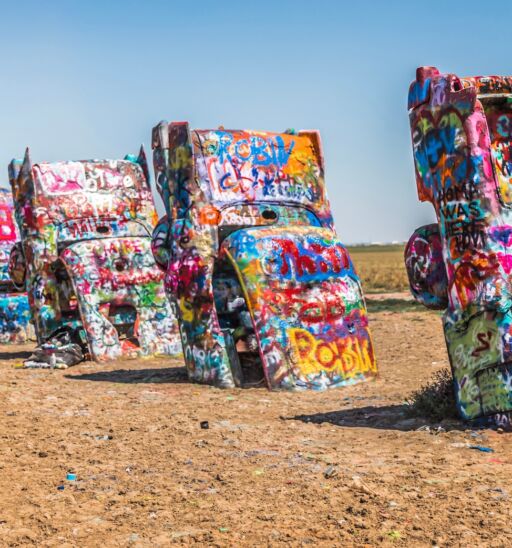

{"left": 347, "top": 244, "right": 409, "bottom": 295}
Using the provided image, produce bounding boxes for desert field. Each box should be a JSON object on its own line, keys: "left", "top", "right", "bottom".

{"left": 1, "top": 295, "right": 512, "bottom": 546}
{"left": 348, "top": 244, "right": 409, "bottom": 294}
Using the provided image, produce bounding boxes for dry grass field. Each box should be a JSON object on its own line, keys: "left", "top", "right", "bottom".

{"left": 348, "top": 244, "right": 409, "bottom": 294}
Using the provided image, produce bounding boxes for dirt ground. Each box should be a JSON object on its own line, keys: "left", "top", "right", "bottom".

{"left": 1, "top": 308, "right": 512, "bottom": 547}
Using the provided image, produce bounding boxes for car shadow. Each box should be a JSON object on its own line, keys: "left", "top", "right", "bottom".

{"left": 0, "top": 350, "right": 33, "bottom": 360}
{"left": 286, "top": 404, "right": 465, "bottom": 432}
{"left": 65, "top": 367, "right": 189, "bottom": 384}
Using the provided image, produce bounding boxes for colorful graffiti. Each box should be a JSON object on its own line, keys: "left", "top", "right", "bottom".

{"left": 8, "top": 149, "right": 181, "bottom": 360}
{"left": 152, "top": 122, "right": 377, "bottom": 389}
{"left": 406, "top": 66, "right": 512, "bottom": 425}
{"left": 0, "top": 188, "right": 32, "bottom": 343}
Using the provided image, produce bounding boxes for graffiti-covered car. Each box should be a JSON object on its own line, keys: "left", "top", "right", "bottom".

{"left": 0, "top": 187, "right": 31, "bottom": 343}
{"left": 151, "top": 121, "right": 377, "bottom": 389}
{"left": 405, "top": 65, "right": 512, "bottom": 426}
{"left": 8, "top": 148, "right": 181, "bottom": 361}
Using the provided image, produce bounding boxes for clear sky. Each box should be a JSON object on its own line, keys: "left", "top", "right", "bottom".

{"left": 0, "top": 0, "right": 509, "bottom": 243}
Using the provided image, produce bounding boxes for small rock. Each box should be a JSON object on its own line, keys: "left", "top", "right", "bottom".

{"left": 38, "top": 451, "right": 48, "bottom": 458}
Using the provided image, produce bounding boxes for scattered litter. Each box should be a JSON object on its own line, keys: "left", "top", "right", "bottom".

{"left": 489, "top": 487, "right": 508, "bottom": 500}
{"left": 57, "top": 485, "right": 65, "bottom": 491}
{"left": 469, "top": 445, "right": 494, "bottom": 453}
{"left": 450, "top": 442, "right": 468, "bottom": 448}
{"left": 66, "top": 473, "right": 76, "bottom": 481}
{"left": 23, "top": 329, "right": 84, "bottom": 369}
{"left": 95, "top": 435, "right": 113, "bottom": 441}
{"left": 218, "top": 527, "right": 229, "bottom": 533}
{"left": 253, "top": 468, "right": 265, "bottom": 476}
{"left": 200, "top": 421, "right": 209, "bottom": 430}
{"left": 416, "top": 425, "right": 445, "bottom": 434}
{"left": 324, "top": 465, "right": 338, "bottom": 479}
{"left": 469, "top": 431, "right": 488, "bottom": 441}
{"left": 350, "top": 475, "right": 376, "bottom": 496}
{"left": 226, "top": 396, "right": 235, "bottom": 401}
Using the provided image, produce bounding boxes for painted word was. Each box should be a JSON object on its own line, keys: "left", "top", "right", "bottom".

{"left": 440, "top": 200, "right": 482, "bottom": 222}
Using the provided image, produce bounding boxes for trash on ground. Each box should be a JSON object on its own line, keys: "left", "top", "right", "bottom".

{"left": 468, "top": 445, "right": 494, "bottom": 453}
{"left": 23, "top": 329, "right": 85, "bottom": 369}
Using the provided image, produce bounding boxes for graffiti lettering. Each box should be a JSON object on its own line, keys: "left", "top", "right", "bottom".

{"left": 264, "top": 239, "right": 350, "bottom": 281}
{"left": 289, "top": 328, "right": 375, "bottom": 377}
{"left": 213, "top": 132, "right": 295, "bottom": 167}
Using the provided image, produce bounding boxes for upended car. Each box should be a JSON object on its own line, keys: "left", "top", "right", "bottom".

{"left": 406, "top": 65, "right": 512, "bottom": 427}
{"left": 0, "top": 187, "right": 31, "bottom": 343}
{"left": 151, "top": 121, "right": 377, "bottom": 389}
{"left": 8, "top": 148, "right": 182, "bottom": 363}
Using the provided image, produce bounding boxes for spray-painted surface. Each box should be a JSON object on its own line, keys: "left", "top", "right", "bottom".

{"left": 406, "top": 66, "right": 512, "bottom": 425}
{"left": 152, "top": 122, "right": 376, "bottom": 389}
{"left": 0, "top": 188, "right": 31, "bottom": 343}
{"left": 8, "top": 149, "right": 181, "bottom": 361}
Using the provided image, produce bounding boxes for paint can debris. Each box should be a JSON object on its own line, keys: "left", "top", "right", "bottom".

{"left": 468, "top": 445, "right": 494, "bottom": 453}
{"left": 324, "top": 465, "right": 338, "bottom": 479}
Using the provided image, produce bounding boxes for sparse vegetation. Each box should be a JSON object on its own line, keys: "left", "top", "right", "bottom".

{"left": 347, "top": 244, "right": 409, "bottom": 293}
{"left": 365, "top": 298, "right": 425, "bottom": 313}
{"left": 406, "top": 369, "right": 458, "bottom": 422}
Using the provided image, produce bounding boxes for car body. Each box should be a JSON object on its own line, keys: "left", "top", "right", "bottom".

{"left": 8, "top": 148, "right": 181, "bottom": 361}
{"left": 406, "top": 66, "right": 512, "bottom": 425}
{"left": 151, "top": 122, "right": 377, "bottom": 389}
{"left": 0, "top": 187, "right": 31, "bottom": 343}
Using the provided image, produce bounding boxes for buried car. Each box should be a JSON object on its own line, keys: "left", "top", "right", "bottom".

{"left": 151, "top": 121, "right": 377, "bottom": 389}
{"left": 405, "top": 65, "right": 512, "bottom": 426}
{"left": 0, "top": 187, "right": 31, "bottom": 343}
{"left": 8, "top": 148, "right": 181, "bottom": 362}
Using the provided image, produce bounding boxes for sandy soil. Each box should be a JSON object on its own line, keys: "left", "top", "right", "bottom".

{"left": 365, "top": 292, "right": 413, "bottom": 301}
{"left": 1, "top": 309, "right": 511, "bottom": 547}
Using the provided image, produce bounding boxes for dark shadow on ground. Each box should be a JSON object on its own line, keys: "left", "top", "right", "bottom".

{"left": 66, "top": 367, "right": 189, "bottom": 384}
{"left": 0, "top": 350, "right": 32, "bottom": 360}
{"left": 366, "top": 299, "right": 430, "bottom": 313}
{"left": 287, "top": 404, "right": 465, "bottom": 432}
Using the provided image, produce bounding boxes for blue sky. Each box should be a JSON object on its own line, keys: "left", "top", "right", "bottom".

{"left": 0, "top": 0, "right": 509, "bottom": 243}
